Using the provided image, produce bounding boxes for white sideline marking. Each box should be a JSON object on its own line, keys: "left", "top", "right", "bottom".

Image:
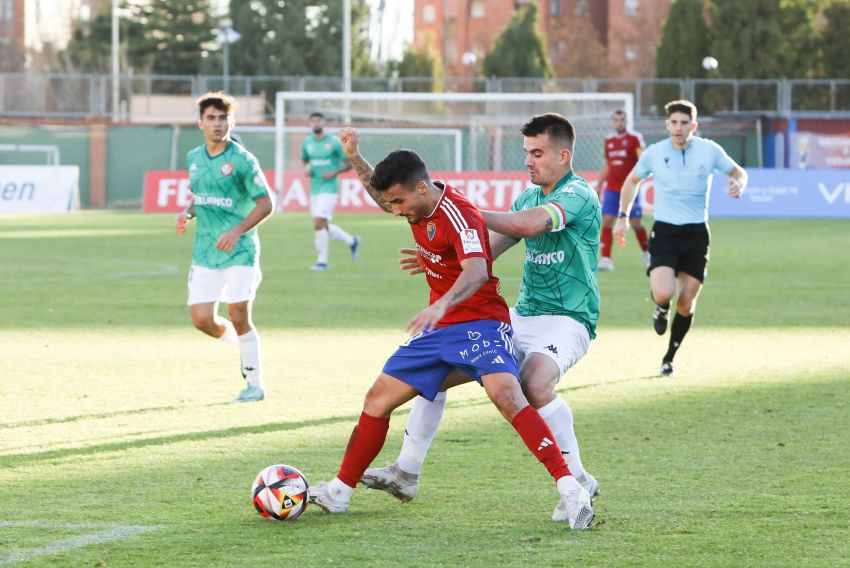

{"left": 0, "top": 521, "right": 163, "bottom": 566}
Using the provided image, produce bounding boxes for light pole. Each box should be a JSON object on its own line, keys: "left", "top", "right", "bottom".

{"left": 111, "top": 0, "right": 119, "bottom": 121}
{"left": 343, "top": 0, "right": 351, "bottom": 121}
{"left": 217, "top": 19, "right": 241, "bottom": 93}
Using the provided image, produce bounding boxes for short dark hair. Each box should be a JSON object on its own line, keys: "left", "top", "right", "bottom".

{"left": 665, "top": 100, "right": 697, "bottom": 121}
{"left": 309, "top": 111, "right": 324, "bottom": 119}
{"left": 520, "top": 113, "right": 576, "bottom": 152}
{"left": 370, "top": 150, "right": 430, "bottom": 192}
{"left": 197, "top": 91, "right": 235, "bottom": 118}
{"left": 613, "top": 109, "right": 627, "bottom": 119}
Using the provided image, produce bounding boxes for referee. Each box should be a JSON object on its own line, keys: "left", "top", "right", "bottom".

{"left": 614, "top": 100, "right": 748, "bottom": 377}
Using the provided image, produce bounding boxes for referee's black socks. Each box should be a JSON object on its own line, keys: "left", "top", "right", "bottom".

{"left": 663, "top": 312, "right": 693, "bottom": 363}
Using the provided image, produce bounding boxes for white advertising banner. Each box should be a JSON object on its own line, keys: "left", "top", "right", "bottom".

{"left": 0, "top": 166, "right": 80, "bottom": 213}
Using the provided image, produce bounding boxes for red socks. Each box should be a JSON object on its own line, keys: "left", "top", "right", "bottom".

{"left": 337, "top": 412, "right": 390, "bottom": 488}
{"left": 600, "top": 226, "right": 613, "bottom": 258}
{"left": 633, "top": 225, "right": 649, "bottom": 252}
{"left": 511, "top": 406, "right": 571, "bottom": 481}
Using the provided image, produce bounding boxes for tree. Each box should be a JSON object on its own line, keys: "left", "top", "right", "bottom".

{"left": 134, "top": 0, "right": 219, "bottom": 75}
{"left": 60, "top": 0, "right": 217, "bottom": 75}
{"left": 819, "top": 1, "right": 850, "bottom": 78}
{"left": 548, "top": 15, "right": 607, "bottom": 77}
{"left": 482, "top": 4, "right": 552, "bottom": 78}
{"left": 391, "top": 35, "right": 443, "bottom": 92}
{"left": 229, "top": 0, "right": 377, "bottom": 78}
{"left": 705, "top": 0, "right": 821, "bottom": 111}
{"left": 709, "top": 0, "right": 790, "bottom": 79}
{"left": 60, "top": 3, "right": 147, "bottom": 73}
{"left": 655, "top": 0, "right": 710, "bottom": 80}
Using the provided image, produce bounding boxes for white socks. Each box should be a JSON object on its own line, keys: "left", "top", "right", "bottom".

{"left": 556, "top": 474, "right": 582, "bottom": 496}
{"left": 216, "top": 317, "right": 239, "bottom": 347}
{"left": 328, "top": 223, "right": 355, "bottom": 245}
{"left": 538, "top": 397, "right": 587, "bottom": 483}
{"left": 314, "top": 229, "right": 329, "bottom": 264}
{"left": 397, "top": 392, "right": 447, "bottom": 475}
{"left": 238, "top": 329, "right": 263, "bottom": 389}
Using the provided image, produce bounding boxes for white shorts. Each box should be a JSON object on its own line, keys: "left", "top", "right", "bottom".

{"left": 310, "top": 192, "right": 338, "bottom": 221}
{"left": 187, "top": 264, "right": 262, "bottom": 306}
{"left": 510, "top": 308, "right": 590, "bottom": 378}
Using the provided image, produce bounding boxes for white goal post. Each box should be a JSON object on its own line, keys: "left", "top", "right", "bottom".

{"left": 274, "top": 90, "right": 634, "bottom": 200}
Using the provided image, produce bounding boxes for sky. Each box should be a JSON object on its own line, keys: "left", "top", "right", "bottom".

{"left": 368, "top": 0, "right": 414, "bottom": 62}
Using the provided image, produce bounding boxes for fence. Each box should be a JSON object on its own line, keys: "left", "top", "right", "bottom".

{"left": 3, "top": 73, "right": 850, "bottom": 121}
{"left": 0, "top": 116, "right": 761, "bottom": 209}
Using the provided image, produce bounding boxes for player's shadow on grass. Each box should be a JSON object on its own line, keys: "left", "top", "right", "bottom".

{"left": 0, "top": 402, "right": 235, "bottom": 429}
{"left": 1, "top": 373, "right": 664, "bottom": 468}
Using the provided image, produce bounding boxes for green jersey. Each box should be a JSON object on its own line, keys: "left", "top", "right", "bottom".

{"left": 301, "top": 134, "right": 346, "bottom": 195}
{"left": 187, "top": 141, "right": 271, "bottom": 269}
{"left": 510, "top": 171, "right": 601, "bottom": 338}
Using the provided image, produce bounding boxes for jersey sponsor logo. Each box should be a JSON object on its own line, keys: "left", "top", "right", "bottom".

{"left": 415, "top": 243, "right": 444, "bottom": 265}
{"left": 194, "top": 194, "right": 234, "bottom": 208}
{"left": 525, "top": 250, "right": 566, "bottom": 265}
{"left": 427, "top": 220, "right": 437, "bottom": 241}
{"left": 545, "top": 344, "right": 558, "bottom": 354}
{"left": 220, "top": 162, "right": 234, "bottom": 176}
{"left": 467, "top": 331, "right": 482, "bottom": 340}
{"left": 424, "top": 266, "right": 443, "bottom": 279}
{"left": 460, "top": 228, "right": 483, "bottom": 254}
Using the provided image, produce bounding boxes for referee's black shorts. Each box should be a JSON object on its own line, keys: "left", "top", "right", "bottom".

{"left": 647, "top": 221, "right": 711, "bottom": 282}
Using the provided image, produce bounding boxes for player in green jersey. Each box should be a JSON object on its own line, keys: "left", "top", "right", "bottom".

{"left": 357, "top": 114, "right": 603, "bottom": 505}
{"left": 175, "top": 92, "right": 274, "bottom": 403}
{"left": 302, "top": 112, "right": 360, "bottom": 271}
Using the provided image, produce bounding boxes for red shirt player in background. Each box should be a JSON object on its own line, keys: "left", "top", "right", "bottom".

{"left": 597, "top": 109, "right": 650, "bottom": 271}
{"left": 306, "top": 131, "right": 594, "bottom": 530}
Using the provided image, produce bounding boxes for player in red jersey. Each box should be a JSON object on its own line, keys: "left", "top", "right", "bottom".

{"left": 597, "top": 109, "right": 649, "bottom": 271}
{"left": 307, "top": 130, "right": 594, "bottom": 529}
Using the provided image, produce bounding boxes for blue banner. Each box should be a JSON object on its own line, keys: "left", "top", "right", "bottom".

{"left": 709, "top": 168, "right": 850, "bottom": 218}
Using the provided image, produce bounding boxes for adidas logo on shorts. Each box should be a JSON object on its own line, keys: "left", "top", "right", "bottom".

{"left": 490, "top": 355, "right": 505, "bottom": 364}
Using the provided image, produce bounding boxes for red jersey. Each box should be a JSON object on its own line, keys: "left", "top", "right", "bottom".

{"left": 410, "top": 182, "right": 510, "bottom": 327}
{"left": 604, "top": 131, "right": 645, "bottom": 191}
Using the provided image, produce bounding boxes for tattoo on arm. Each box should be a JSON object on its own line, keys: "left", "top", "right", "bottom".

{"left": 350, "top": 155, "right": 392, "bottom": 214}
{"left": 544, "top": 217, "right": 553, "bottom": 232}
{"left": 448, "top": 285, "right": 472, "bottom": 306}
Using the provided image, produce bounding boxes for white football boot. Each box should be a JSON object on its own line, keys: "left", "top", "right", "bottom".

{"left": 308, "top": 482, "right": 349, "bottom": 513}
{"left": 360, "top": 462, "right": 419, "bottom": 502}
{"left": 581, "top": 472, "right": 600, "bottom": 502}
{"left": 552, "top": 486, "right": 595, "bottom": 530}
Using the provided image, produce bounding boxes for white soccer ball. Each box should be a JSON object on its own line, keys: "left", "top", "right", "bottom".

{"left": 702, "top": 56, "right": 719, "bottom": 71}
{"left": 251, "top": 464, "right": 309, "bottom": 521}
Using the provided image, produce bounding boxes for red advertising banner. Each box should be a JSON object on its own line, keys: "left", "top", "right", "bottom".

{"left": 143, "top": 169, "right": 654, "bottom": 213}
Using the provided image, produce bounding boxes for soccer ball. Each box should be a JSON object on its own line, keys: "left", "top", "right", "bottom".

{"left": 702, "top": 56, "right": 719, "bottom": 71}
{"left": 251, "top": 464, "right": 309, "bottom": 521}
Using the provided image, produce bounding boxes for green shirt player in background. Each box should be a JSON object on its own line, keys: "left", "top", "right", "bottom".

{"left": 302, "top": 111, "right": 360, "bottom": 271}
{"left": 355, "top": 113, "right": 603, "bottom": 505}
{"left": 174, "top": 91, "right": 274, "bottom": 403}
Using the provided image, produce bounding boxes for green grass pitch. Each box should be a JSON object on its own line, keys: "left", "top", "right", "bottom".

{"left": 1, "top": 211, "right": 849, "bottom": 567}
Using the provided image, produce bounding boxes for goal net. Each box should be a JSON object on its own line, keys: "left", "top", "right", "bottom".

{"left": 274, "top": 91, "right": 633, "bottom": 204}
